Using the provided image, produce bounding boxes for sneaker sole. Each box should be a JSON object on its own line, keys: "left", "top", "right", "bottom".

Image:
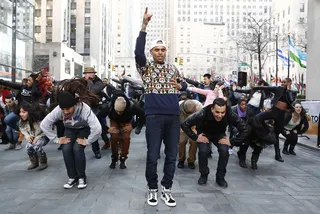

{"left": 64, "top": 183, "right": 77, "bottom": 189}
{"left": 147, "top": 201, "right": 158, "bottom": 206}
{"left": 160, "top": 195, "right": 176, "bottom": 207}
{"left": 77, "top": 185, "right": 87, "bottom": 189}
{"left": 64, "top": 185, "right": 75, "bottom": 189}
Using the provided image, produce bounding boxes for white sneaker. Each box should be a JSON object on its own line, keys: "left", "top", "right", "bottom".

{"left": 147, "top": 189, "right": 158, "bottom": 206}
{"left": 63, "top": 178, "right": 78, "bottom": 189}
{"left": 160, "top": 186, "right": 176, "bottom": 207}
{"left": 77, "top": 178, "right": 87, "bottom": 189}
{"left": 228, "top": 148, "right": 233, "bottom": 155}
{"left": 15, "top": 143, "right": 22, "bottom": 150}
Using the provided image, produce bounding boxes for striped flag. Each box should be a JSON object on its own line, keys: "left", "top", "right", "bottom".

{"left": 277, "top": 49, "right": 293, "bottom": 68}
{"left": 289, "top": 38, "right": 307, "bottom": 68}
{"left": 223, "top": 76, "right": 230, "bottom": 87}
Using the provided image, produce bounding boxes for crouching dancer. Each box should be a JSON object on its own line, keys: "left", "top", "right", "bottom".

{"left": 40, "top": 91, "right": 101, "bottom": 189}
{"left": 181, "top": 98, "right": 249, "bottom": 188}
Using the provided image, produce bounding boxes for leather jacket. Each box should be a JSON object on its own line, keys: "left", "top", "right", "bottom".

{"left": 180, "top": 105, "right": 249, "bottom": 146}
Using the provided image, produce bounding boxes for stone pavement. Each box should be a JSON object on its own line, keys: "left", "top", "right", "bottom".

{"left": 287, "top": 134, "right": 320, "bottom": 151}
{"left": 1, "top": 129, "right": 320, "bottom": 214}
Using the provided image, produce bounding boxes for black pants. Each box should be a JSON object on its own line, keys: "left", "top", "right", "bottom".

{"left": 283, "top": 131, "right": 298, "bottom": 148}
{"left": 256, "top": 107, "right": 285, "bottom": 153}
{"left": 91, "top": 115, "right": 110, "bottom": 154}
{"left": 62, "top": 127, "right": 89, "bottom": 179}
{"left": 238, "top": 143, "right": 263, "bottom": 160}
{"left": 198, "top": 136, "right": 229, "bottom": 178}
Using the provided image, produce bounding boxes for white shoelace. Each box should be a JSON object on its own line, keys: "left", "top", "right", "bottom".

{"left": 163, "top": 189, "right": 174, "bottom": 201}
{"left": 149, "top": 190, "right": 157, "bottom": 200}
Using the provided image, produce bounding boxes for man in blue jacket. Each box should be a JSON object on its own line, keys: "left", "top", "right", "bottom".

{"left": 135, "top": 7, "right": 187, "bottom": 207}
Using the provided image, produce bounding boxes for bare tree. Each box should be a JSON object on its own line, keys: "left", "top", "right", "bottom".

{"left": 294, "top": 17, "right": 307, "bottom": 52}
{"left": 232, "top": 14, "right": 275, "bottom": 79}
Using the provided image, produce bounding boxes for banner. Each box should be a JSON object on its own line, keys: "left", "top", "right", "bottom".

{"left": 301, "top": 101, "right": 320, "bottom": 135}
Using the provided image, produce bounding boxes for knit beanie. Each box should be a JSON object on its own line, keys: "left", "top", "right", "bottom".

{"left": 114, "top": 97, "right": 127, "bottom": 111}
{"left": 58, "top": 91, "right": 76, "bottom": 108}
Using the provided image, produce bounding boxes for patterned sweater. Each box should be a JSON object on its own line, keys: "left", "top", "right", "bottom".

{"left": 134, "top": 31, "right": 187, "bottom": 115}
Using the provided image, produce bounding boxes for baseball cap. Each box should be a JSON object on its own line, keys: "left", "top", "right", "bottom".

{"left": 150, "top": 39, "right": 167, "bottom": 50}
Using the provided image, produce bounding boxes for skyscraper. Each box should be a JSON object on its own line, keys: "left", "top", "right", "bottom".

{"left": 113, "top": 0, "right": 139, "bottom": 77}
{"left": 70, "top": 0, "right": 108, "bottom": 76}
{"left": 171, "top": 0, "right": 274, "bottom": 79}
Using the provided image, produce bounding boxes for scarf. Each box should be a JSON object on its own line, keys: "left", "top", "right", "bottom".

{"left": 236, "top": 105, "right": 246, "bottom": 118}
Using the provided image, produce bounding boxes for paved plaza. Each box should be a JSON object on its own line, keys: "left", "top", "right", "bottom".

{"left": 0, "top": 129, "right": 320, "bottom": 214}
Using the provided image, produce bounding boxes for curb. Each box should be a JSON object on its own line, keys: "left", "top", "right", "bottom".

{"left": 279, "top": 136, "right": 320, "bottom": 152}
{"left": 296, "top": 142, "right": 320, "bottom": 151}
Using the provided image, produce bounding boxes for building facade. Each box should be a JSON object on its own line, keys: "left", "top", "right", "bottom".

{"left": 171, "top": 0, "right": 274, "bottom": 80}
{"left": 0, "top": 0, "right": 34, "bottom": 82}
{"left": 265, "top": 0, "right": 308, "bottom": 84}
{"left": 70, "top": 0, "right": 108, "bottom": 77}
{"left": 306, "top": 0, "right": 320, "bottom": 100}
{"left": 113, "top": 0, "right": 139, "bottom": 78}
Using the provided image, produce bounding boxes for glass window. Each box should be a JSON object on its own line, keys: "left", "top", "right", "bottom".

{"left": 300, "top": 3, "right": 305, "bottom": 12}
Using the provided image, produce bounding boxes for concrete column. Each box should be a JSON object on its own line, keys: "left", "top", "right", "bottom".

{"left": 306, "top": 0, "right": 320, "bottom": 100}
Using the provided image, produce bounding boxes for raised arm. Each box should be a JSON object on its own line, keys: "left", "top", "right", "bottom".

{"left": 134, "top": 8, "right": 152, "bottom": 68}
{"left": 184, "top": 78, "right": 200, "bottom": 88}
{"left": 0, "top": 79, "right": 23, "bottom": 90}
{"left": 188, "top": 87, "right": 210, "bottom": 96}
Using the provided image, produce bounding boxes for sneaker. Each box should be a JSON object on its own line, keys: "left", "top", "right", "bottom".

{"left": 15, "top": 143, "right": 22, "bottom": 150}
{"left": 4, "top": 143, "right": 15, "bottom": 151}
{"left": 63, "top": 178, "right": 78, "bottom": 189}
{"left": 160, "top": 186, "right": 176, "bottom": 207}
{"left": 77, "top": 178, "right": 87, "bottom": 189}
{"left": 228, "top": 148, "right": 233, "bottom": 155}
{"left": 147, "top": 189, "right": 158, "bottom": 206}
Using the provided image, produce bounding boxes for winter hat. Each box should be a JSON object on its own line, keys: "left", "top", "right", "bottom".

{"left": 58, "top": 91, "right": 76, "bottom": 108}
{"left": 114, "top": 97, "right": 127, "bottom": 112}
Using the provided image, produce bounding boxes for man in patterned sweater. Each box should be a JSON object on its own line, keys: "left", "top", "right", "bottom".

{"left": 135, "top": 7, "right": 187, "bottom": 207}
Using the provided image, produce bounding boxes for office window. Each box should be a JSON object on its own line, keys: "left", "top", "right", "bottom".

{"left": 300, "top": 3, "right": 305, "bottom": 12}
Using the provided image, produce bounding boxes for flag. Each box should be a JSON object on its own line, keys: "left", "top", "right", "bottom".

{"left": 277, "top": 49, "right": 293, "bottom": 68}
{"left": 223, "top": 76, "right": 230, "bottom": 87}
{"left": 289, "top": 38, "right": 307, "bottom": 68}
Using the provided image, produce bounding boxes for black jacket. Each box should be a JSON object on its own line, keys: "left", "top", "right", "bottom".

{"left": 181, "top": 105, "right": 249, "bottom": 146}
{"left": 86, "top": 75, "right": 105, "bottom": 96}
{"left": 99, "top": 91, "right": 145, "bottom": 125}
{"left": 0, "top": 79, "right": 41, "bottom": 105}
{"left": 283, "top": 112, "right": 309, "bottom": 134}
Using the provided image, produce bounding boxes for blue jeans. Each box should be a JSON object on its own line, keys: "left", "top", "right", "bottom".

{"left": 4, "top": 113, "right": 19, "bottom": 144}
{"left": 145, "top": 114, "right": 180, "bottom": 189}
{"left": 62, "top": 127, "right": 90, "bottom": 179}
{"left": 5, "top": 126, "right": 18, "bottom": 144}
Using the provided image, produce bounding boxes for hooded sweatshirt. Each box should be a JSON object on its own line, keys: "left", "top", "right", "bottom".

{"left": 40, "top": 102, "right": 102, "bottom": 145}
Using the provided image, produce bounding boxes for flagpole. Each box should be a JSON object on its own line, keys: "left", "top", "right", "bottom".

{"left": 276, "top": 34, "right": 278, "bottom": 86}
{"left": 287, "top": 34, "right": 290, "bottom": 78}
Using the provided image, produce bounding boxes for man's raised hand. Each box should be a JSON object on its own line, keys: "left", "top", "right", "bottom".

{"left": 143, "top": 7, "right": 152, "bottom": 26}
